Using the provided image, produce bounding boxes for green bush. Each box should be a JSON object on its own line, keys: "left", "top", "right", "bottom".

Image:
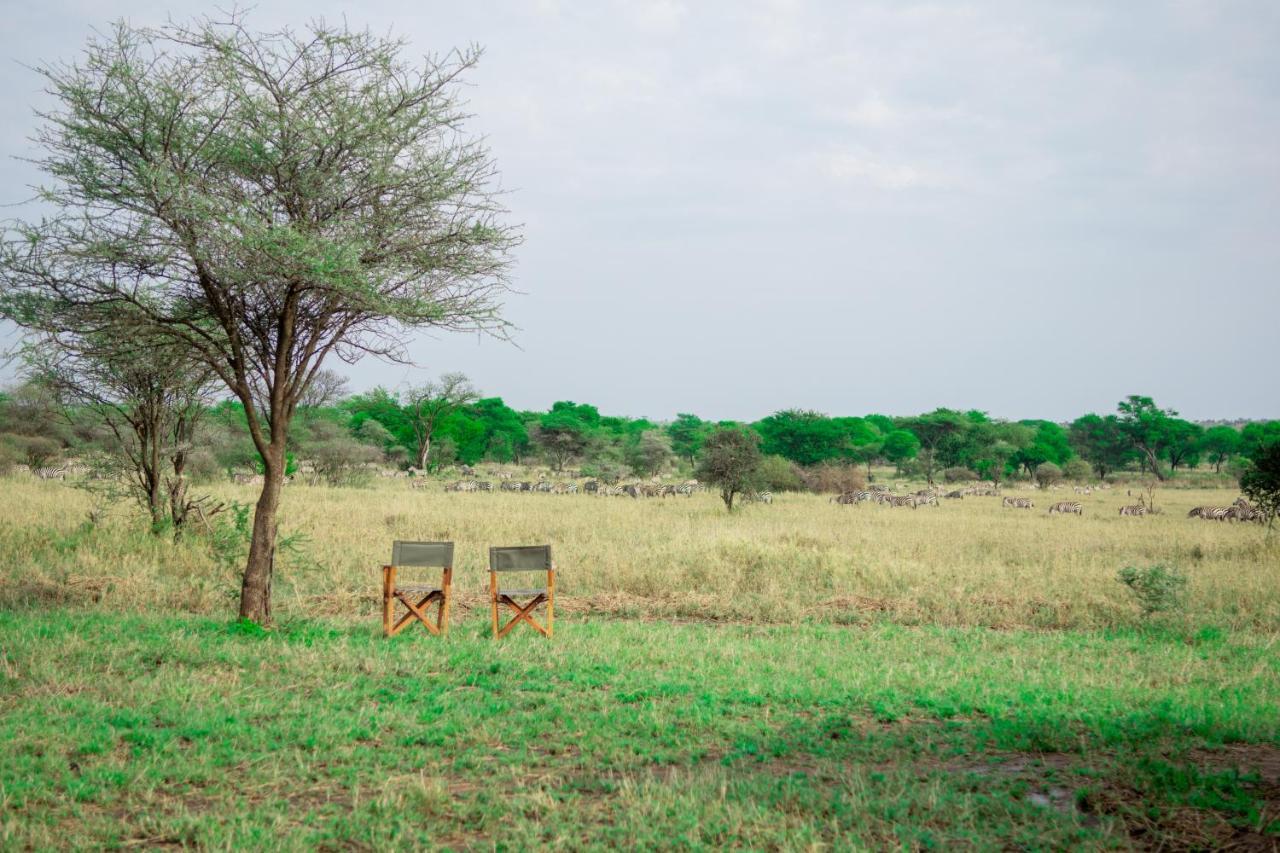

{"left": 758, "top": 455, "right": 804, "bottom": 491}
{"left": 1062, "top": 458, "right": 1092, "bottom": 481}
{"left": 1117, "top": 564, "right": 1188, "bottom": 615}
{"left": 943, "top": 467, "right": 977, "bottom": 483}
{"left": 1034, "top": 462, "right": 1062, "bottom": 489}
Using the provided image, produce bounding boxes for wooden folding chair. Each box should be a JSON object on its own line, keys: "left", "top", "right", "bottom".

{"left": 489, "top": 545, "right": 556, "bottom": 639}
{"left": 382, "top": 541, "right": 454, "bottom": 637}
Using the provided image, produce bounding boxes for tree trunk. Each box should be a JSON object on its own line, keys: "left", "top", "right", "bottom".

{"left": 416, "top": 437, "right": 430, "bottom": 470}
{"left": 239, "top": 447, "right": 284, "bottom": 625}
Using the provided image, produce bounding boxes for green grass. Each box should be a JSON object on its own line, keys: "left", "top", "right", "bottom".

{"left": 2, "top": 612, "right": 1277, "bottom": 849}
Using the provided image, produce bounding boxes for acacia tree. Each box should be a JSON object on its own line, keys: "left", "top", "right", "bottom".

{"left": 0, "top": 16, "right": 518, "bottom": 624}
{"left": 20, "top": 326, "right": 218, "bottom": 533}
{"left": 403, "top": 372, "right": 478, "bottom": 470}
{"left": 695, "top": 427, "right": 763, "bottom": 511}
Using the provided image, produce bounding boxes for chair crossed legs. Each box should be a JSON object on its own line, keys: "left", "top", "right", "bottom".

{"left": 489, "top": 545, "right": 555, "bottom": 639}
{"left": 382, "top": 541, "right": 454, "bottom": 637}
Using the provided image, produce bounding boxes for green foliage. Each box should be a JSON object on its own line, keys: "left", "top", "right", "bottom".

{"left": 1062, "top": 458, "right": 1093, "bottom": 481}
{"left": 1201, "top": 426, "right": 1242, "bottom": 473}
{"left": 1239, "top": 440, "right": 1280, "bottom": 528}
{"left": 624, "top": 430, "right": 674, "bottom": 477}
{"left": 1070, "top": 414, "right": 1133, "bottom": 480}
{"left": 1117, "top": 565, "right": 1189, "bottom": 616}
{"left": 1033, "top": 462, "right": 1063, "bottom": 489}
{"left": 881, "top": 429, "right": 920, "bottom": 469}
{"left": 695, "top": 427, "right": 763, "bottom": 511}
{"left": 756, "top": 455, "right": 804, "bottom": 491}
{"left": 666, "top": 413, "right": 709, "bottom": 465}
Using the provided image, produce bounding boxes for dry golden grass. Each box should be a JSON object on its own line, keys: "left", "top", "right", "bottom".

{"left": 1, "top": 475, "right": 1275, "bottom": 630}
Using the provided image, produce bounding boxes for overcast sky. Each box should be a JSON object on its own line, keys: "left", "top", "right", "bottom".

{"left": 2, "top": 1, "right": 1278, "bottom": 422}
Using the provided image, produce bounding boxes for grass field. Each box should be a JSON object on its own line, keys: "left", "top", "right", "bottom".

{"left": 1, "top": 475, "right": 1277, "bottom": 849}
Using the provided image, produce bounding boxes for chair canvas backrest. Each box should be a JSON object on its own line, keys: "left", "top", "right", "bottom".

{"left": 392, "top": 541, "right": 454, "bottom": 568}
{"left": 489, "top": 545, "right": 552, "bottom": 572}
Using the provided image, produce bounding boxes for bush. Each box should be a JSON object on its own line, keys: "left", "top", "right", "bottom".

{"left": 1033, "top": 462, "right": 1063, "bottom": 489}
{"left": 755, "top": 455, "right": 804, "bottom": 491}
{"left": 800, "top": 462, "right": 866, "bottom": 495}
{"left": 1062, "top": 458, "right": 1092, "bottom": 481}
{"left": 1117, "top": 564, "right": 1188, "bottom": 615}
{"left": 943, "top": 466, "right": 977, "bottom": 483}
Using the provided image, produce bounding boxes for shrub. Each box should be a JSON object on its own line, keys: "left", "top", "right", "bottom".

{"left": 758, "top": 455, "right": 805, "bottom": 491}
{"left": 1033, "top": 462, "right": 1063, "bottom": 489}
{"left": 1062, "top": 458, "right": 1092, "bottom": 481}
{"left": 1117, "top": 564, "right": 1188, "bottom": 615}
{"left": 943, "top": 466, "right": 977, "bottom": 483}
{"left": 800, "top": 462, "right": 866, "bottom": 495}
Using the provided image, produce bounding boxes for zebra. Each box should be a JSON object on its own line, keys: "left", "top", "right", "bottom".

{"left": 1118, "top": 505, "right": 1147, "bottom": 517}
{"left": 742, "top": 490, "right": 773, "bottom": 504}
{"left": 1003, "top": 497, "right": 1034, "bottom": 509}
{"left": 475, "top": 481, "right": 493, "bottom": 492}
{"left": 1188, "top": 506, "right": 1232, "bottom": 521}
{"left": 944, "top": 490, "right": 965, "bottom": 499}
{"left": 831, "top": 490, "right": 872, "bottom": 505}
{"left": 887, "top": 495, "right": 919, "bottom": 509}
{"left": 1048, "top": 501, "right": 1083, "bottom": 516}
{"left": 499, "top": 480, "right": 522, "bottom": 492}
{"left": 1228, "top": 505, "right": 1264, "bottom": 523}
{"left": 33, "top": 466, "right": 67, "bottom": 481}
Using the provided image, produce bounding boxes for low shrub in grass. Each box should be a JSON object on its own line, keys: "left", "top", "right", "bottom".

{"left": 1117, "top": 564, "right": 1189, "bottom": 616}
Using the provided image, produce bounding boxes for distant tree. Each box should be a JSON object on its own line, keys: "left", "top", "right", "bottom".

{"left": 625, "top": 430, "right": 674, "bottom": 477}
{"left": 299, "top": 370, "right": 351, "bottom": 413}
{"left": 1062, "top": 458, "right": 1093, "bottom": 481}
{"left": 403, "top": 373, "right": 480, "bottom": 470}
{"left": 667, "top": 413, "right": 710, "bottom": 466}
{"left": 1012, "top": 420, "right": 1073, "bottom": 477}
{"left": 1069, "top": 414, "right": 1133, "bottom": 480}
{"left": 1240, "top": 441, "right": 1280, "bottom": 530}
{"left": 0, "top": 16, "right": 519, "bottom": 625}
{"left": 898, "top": 410, "right": 969, "bottom": 485}
{"left": 1200, "top": 426, "right": 1242, "bottom": 473}
{"left": 695, "top": 427, "right": 763, "bottom": 511}
{"left": 1034, "top": 461, "right": 1063, "bottom": 489}
{"left": 882, "top": 429, "right": 921, "bottom": 473}
{"left": 1117, "top": 396, "right": 1177, "bottom": 480}
{"left": 756, "top": 409, "right": 849, "bottom": 466}
{"left": 535, "top": 402, "right": 599, "bottom": 472}
{"left": 1241, "top": 421, "right": 1280, "bottom": 457}
{"left": 24, "top": 331, "right": 218, "bottom": 533}
{"left": 15, "top": 434, "right": 62, "bottom": 470}
{"left": 1162, "top": 419, "right": 1203, "bottom": 473}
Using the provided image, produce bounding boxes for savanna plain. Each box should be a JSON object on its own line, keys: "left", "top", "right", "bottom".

{"left": 1, "top": 474, "right": 1277, "bottom": 850}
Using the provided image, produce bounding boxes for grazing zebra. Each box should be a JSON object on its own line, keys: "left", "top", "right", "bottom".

{"left": 1118, "top": 504, "right": 1147, "bottom": 517}
{"left": 232, "top": 472, "right": 263, "bottom": 486}
{"left": 1002, "top": 496, "right": 1033, "bottom": 509}
{"left": 1228, "top": 505, "right": 1264, "bottom": 523}
{"left": 1188, "top": 506, "right": 1232, "bottom": 521}
{"left": 944, "top": 490, "right": 965, "bottom": 499}
{"left": 742, "top": 491, "right": 773, "bottom": 504}
{"left": 33, "top": 466, "right": 67, "bottom": 481}
{"left": 886, "top": 495, "right": 919, "bottom": 509}
{"left": 409, "top": 478, "right": 430, "bottom": 490}
{"left": 831, "top": 490, "right": 873, "bottom": 505}
{"left": 1048, "top": 501, "right": 1083, "bottom": 516}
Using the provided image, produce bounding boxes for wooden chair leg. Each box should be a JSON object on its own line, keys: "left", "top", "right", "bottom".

{"left": 547, "top": 568, "right": 555, "bottom": 639}
{"left": 382, "top": 565, "right": 395, "bottom": 637}
{"left": 439, "top": 567, "right": 452, "bottom": 636}
{"left": 489, "top": 571, "right": 499, "bottom": 639}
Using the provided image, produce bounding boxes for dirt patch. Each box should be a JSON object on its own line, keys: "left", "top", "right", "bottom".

{"left": 1190, "top": 744, "right": 1280, "bottom": 786}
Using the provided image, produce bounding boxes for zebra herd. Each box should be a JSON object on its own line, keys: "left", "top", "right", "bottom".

{"left": 432, "top": 478, "right": 706, "bottom": 499}
{"left": 1188, "top": 498, "right": 1265, "bottom": 523}
{"left": 830, "top": 489, "right": 939, "bottom": 508}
